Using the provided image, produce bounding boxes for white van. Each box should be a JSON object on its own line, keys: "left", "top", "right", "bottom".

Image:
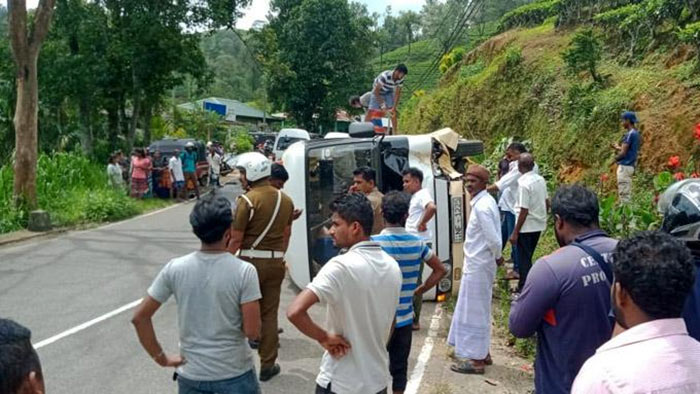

{"left": 273, "top": 128, "right": 310, "bottom": 160}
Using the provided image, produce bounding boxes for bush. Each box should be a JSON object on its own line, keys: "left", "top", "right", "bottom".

{"left": 230, "top": 128, "right": 255, "bottom": 153}
{"left": 678, "top": 21, "right": 700, "bottom": 67}
{"left": 498, "top": 0, "right": 561, "bottom": 32}
{"left": 562, "top": 28, "right": 603, "bottom": 83}
{"left": 0, "top": 152, "right": 170, "bottom": 234}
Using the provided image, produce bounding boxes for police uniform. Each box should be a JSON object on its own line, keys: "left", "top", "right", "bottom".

{"left": 233, "top": 179, "right": 294, "bottom": 371}
{"left": 367, "top": 188, "right": 385, "bottom": 235}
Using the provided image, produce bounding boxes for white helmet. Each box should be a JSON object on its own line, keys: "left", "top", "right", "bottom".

{"left": 236, "top": 152, "right": 271, "bottom": 182}
{"left": 185, "top": 141, "right": 195, "bottom": 148}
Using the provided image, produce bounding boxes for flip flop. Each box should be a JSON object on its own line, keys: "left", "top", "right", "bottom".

{"left": 450, "top": 361, "right": 485, "bottom": 375}
{"left": 484, "top": 354, "right": 493, "bottom": 365}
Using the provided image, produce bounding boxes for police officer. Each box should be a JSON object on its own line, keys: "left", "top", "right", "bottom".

{"left": 658, "top": 178, "right": 700, "bottom": 341}
{"left": 228, "top": 152, "right": 295, "bottom": 382}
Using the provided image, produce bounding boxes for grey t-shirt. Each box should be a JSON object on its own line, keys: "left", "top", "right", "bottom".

{"left": 148, "top": 251, "right": 261, "bottom": 381}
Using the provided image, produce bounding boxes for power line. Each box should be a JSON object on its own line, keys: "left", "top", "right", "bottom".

{"left": 407, "top": 0, "right": 484, "bottom": 97}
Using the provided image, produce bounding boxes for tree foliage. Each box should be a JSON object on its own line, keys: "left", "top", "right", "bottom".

{"left": 256, "top": 0, "right": 372, "bottom": 132}
{"left": 562, "top": 28, "right": 603, "bottom": 83}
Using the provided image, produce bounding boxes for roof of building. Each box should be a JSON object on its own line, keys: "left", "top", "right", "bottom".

{"left": 177, "top": 97, "right": 281, "bottom": 122}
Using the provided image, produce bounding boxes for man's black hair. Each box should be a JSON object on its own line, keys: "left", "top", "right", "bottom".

{"left": 613, "top": 231, "right": 696, "bottom": 319}
{"left": 353, "top": 166, "right": 376, "bottom": 184}
{"left": 271, "top": 163, "right": 289, "bottom": 182}
{"left": 396, "top": 63, "right": 408, "bottom": 75}
{"left": 0, "top": 319, "right": 42, "bottom": 394}
{"left": 189, "top": 192, "right": 233, "bottom": 244}
{"left": 402, "top": 167, "right": 424, "bottom": 184}
{"left": 382, "top": 191, "right": 411, "bottom": 226}
{"left": 551, "top": 184, "right": 599, "bottom": 227}
{"left": 506, "top": 142, "right": 527, "bottom": 154}
{"left": 330, "top": 193, "right": 374, "bottom": 236}
{"left": 349, "top": 95, "right": 360, "bottom": 105}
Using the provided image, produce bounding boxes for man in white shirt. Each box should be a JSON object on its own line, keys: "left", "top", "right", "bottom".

{"left": 402, "top": 167, "right": 437, "bottom": 330}
{"left": 287, "top": 193, "right": 402, "bottom": 394}
{"left": 169, "top": 149, "right": 185, "bottom": 201}
{"left": 449, "top": 165, "right": 503, "bottom": 375}
{"left": 510, "top": 153, "right": 548, "bottom": 292}
{"left": 487, "top": 142, "right": 533, "bottom": 281}
{"left": 207, "top": 144, "right": 222, "bottom": 187}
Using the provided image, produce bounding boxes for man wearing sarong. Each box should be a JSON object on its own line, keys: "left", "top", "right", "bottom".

{"left": 448, "top": 164, "right": 503, "bottom": 374}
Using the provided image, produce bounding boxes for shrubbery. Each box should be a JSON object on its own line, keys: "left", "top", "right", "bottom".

{"left": 498, "top": 0, "right": 561, "bottom": 32}
{"left": 0, "top": 152, "right": 169, "bottom": 234}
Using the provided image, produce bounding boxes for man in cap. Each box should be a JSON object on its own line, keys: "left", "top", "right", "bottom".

{"left": 228, "top": 152, "right": 295, "bottom": 382}
{"left": 613, "top": 111, "right": 641, "bottom": 203}
{"left": 449, "top": 164, "right": 503, "bottom": 374}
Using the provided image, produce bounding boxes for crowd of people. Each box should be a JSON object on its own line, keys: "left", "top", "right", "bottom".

{"left": 106, "top": 141, "right": 224, "bottom": 201}
{"left": 2, "top": 105, "right": 699, "bottom": 394}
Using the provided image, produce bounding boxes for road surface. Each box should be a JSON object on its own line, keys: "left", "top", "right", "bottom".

{"left": 0, "top": 182, "right": 442, "bottom": 394}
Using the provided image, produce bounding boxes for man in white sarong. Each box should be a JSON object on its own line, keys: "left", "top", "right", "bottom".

{"left": 448, "top": 164, "right": 503, "bottom": 374}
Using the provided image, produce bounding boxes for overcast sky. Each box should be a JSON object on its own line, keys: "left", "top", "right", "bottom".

{"left": 1, "top": 0, "right": 426, "bottom": 30}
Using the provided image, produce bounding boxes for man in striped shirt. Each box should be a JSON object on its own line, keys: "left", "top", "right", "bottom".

{"left": 372, "top": 191, "right": 446, "bottom": 394}
{"left": 368, "top": 64, "right": 408, "bottom": 113}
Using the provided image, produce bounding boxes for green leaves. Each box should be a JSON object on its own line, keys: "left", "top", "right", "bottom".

{"left": 562, "top": 28, "right": 603, "bottom": 83}
{"left": 498, "top": 0, "right": 561, "bottom": 32}
{"left": 258, "top": 0, "right": 372, "bottom": 132}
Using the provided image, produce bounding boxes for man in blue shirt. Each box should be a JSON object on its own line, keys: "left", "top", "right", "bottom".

{"left": 181, "top": 141, "right": 200, "bottom": 200}
{"left": 509, "top": 185, "right": 617, "bottom": 394}
{"left": 613, "top": 111, "right": 641, "bottom": 203}
{"left": 371, "top": 191, "right": 445, "bottom": 394}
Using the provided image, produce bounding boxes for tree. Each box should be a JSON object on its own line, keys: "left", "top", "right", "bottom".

{"left": 258, "top": 0, "right": 372, "bottom": 132}
{"left": 562, "top": 28, "right": 603, "bottom": 84}
{"left": 8, "top": 0, "right": 57, "bottom": 208}
{"left": 396, "top": 10, "right": 421, "bottom": 54}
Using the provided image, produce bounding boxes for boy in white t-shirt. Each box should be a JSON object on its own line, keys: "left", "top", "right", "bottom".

{"left": 287, "top": 193, "right": 402, "bottom": 394}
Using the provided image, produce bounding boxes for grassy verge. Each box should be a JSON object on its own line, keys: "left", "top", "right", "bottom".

{"left": 1, "top": 152, "right": 173, "bottom": 234}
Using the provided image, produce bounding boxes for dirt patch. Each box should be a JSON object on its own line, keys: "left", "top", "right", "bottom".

{"left": 558, "top": 161, "right": 587, "bottom": 183}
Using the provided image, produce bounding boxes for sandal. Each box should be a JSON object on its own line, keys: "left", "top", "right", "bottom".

{"left": 450, "top": 360, "right": 485, "bottom": 375}
{"left": 484, "top": 354, "right": 493, "bottom": 365}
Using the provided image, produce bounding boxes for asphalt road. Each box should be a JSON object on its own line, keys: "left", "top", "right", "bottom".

{"left": 0, "top": 182, "right": 438, "bottom": 394}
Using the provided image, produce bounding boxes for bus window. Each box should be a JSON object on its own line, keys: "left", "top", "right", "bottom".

{"left": 306, "top": 142, "right": 375, "bottom": 275}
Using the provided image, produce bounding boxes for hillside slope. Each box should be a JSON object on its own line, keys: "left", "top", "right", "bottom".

{"left": 401, "top": 21, "right": 700, "bottom": 187}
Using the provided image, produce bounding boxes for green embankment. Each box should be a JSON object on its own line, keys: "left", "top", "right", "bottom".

{"left": 401, "top": 21, "right": 700, "bottom": 186}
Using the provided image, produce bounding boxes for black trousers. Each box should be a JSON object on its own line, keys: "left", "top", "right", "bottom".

{"left": 516, "top": 231, "right": 541, "bottom": 291}
{"left": 315, "top": 384, "right": 387, "bottom": 394}
{"left": 388, "top": 324, "right": 413, "bottom": 391}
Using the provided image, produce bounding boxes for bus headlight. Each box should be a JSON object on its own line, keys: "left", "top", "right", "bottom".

{"left": 438, "top": 278, "right": 452, "bottom": 293}
{"left": 442, "top": 263, "right": 452, "bottom": 276}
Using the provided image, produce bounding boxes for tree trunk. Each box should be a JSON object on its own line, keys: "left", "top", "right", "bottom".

{"left": 107, "top": 104, "right": 119, "bottom": 151}
{"left": 79, "top": 98, "right": 93, "bottom": 156}
{"left": 128, "top": 98, "right": 140, "bottom": 151}
{"left": 142, "top": 104, "right": 152, "bottom": 146}
{"left": 8, "top": 0, "right": 57, "bottom": 209}
{"left": 13, "top": 58, "right": 39, "bottom": 208}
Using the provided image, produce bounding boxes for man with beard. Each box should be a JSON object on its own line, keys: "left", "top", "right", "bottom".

{"left": 573, "top": 231, "right": 700, "bottom": 393}
{"left": 509, "top": 185, "right": 617, "bottom": 394}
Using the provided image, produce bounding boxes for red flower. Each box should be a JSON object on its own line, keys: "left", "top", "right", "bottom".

{"left": 674, "top": 172, "right": 686, "bottom": 181}
{"left": 692, "top": 173, "right": 700, "bottom": 179}
{"left": 695, "top": 123, "right": 700, "bottom": 141}
{"left": 600, "top": 174, "right": 609, "bottom": 182}
{"left": 654, "top": 194, "right": 660, "bottom": 205}
{"left": 668, "top": 156, "right": 681, "bottom": 169}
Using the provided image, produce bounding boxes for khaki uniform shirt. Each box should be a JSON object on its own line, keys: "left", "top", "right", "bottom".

{"left": 233, "top": 181, "right": 294, "bottom": 251}
{"left": 367, "top": 188, "right": 385, "bottom": 235}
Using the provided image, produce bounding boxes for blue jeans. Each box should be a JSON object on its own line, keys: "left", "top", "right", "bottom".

{"left": 501, "top": 211, "right": 519, "bottom": 271}
{"left": 368, "top": 91, "right": 395, "bottom": 109}
{"left": 177, "top": 370, "right": 261, "bottom": 394}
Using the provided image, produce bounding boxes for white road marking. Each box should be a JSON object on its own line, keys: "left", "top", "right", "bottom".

{"left": 33, "top": 299, "right": 143, "bottom": 349}
{"left": 405, "top": 305, "right": 443, "bottom": 394}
